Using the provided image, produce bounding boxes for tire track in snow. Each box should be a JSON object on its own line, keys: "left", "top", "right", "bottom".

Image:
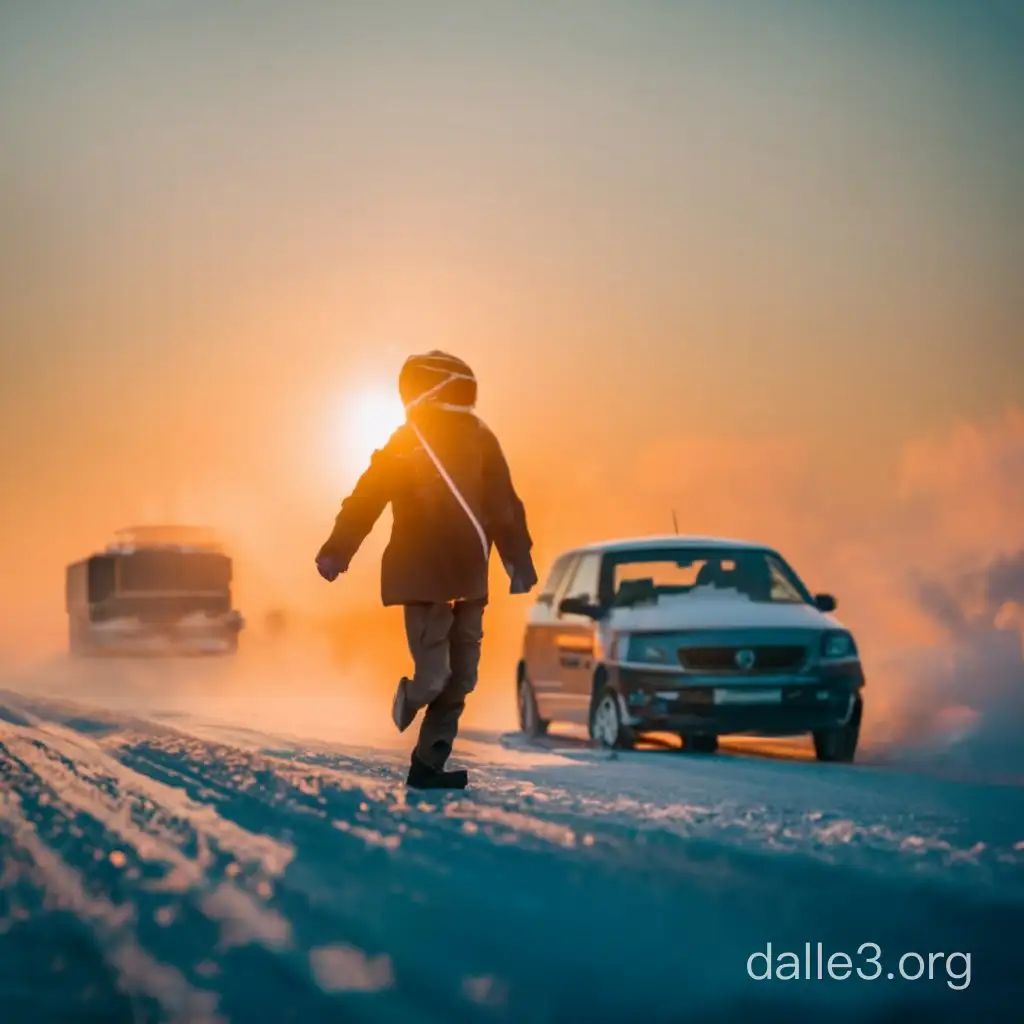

{"left": 3, "top": 693, "right": 1023, "bottom": 1023}
{"left": 1, "top": 727, "right": 293, "bottom": 955}
{"left": 252, "top": 742, "right": 1024, "bottom": 896}
{"left": 0, "top": 724, "right": 412, "bottom": 1023}
{"left": 9, "top": 720, "right": 295, "bottom": 877}
{"left": 0, "top": 786, "right": 222, "bottom": 1024}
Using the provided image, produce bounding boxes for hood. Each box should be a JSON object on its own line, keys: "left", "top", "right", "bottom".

{"left": 607, "top": 589, "right": 843, "bottom": 633}
{"left": 398, "top": 351, "right": 477, "bottom": 411}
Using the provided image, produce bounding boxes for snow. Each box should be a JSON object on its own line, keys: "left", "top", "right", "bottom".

{"left": 86, "top": 613, "right": 239, "bottom": 654}
{"left": 308, "top": 944, "right": 395, "bottom": 993}
{"left": 91, "top": 617, "right": 144, "bottom": 635}
{"left": 574, "top": 533, "right": 774, "bottom": 554}
{"left": 105, "top": 544, "right": 221, "bottom": 555}
{"left": 177, "top": 611, "right": 228, "bottom": 630}
{"left": 606, "top": 587, "right": 842, "bottom": 632}
{"left": 108, "top": 525, "right": 224, "bottom": 553}
{"left": 0, "top": 682, "right": 1020, "bottom": 1022}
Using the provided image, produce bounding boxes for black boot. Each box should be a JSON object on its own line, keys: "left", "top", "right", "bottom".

{"left": 406, "top": 751, "right": 468, "bottom": 790}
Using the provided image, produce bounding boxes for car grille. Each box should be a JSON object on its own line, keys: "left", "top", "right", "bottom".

{"left": 678, "top": 645, "right": 807, "bottom": 673}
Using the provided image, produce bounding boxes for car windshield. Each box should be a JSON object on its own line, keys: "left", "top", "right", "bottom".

{"left": 117, "top": 551, "right": 232, "bottom": 594}
{"left": 604, "top": 547, "right": 811, "bottom": 607}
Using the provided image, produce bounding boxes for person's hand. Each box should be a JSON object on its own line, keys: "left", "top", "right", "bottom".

{"left": 316, "top": 554, "right": 346, "bottom": 582}
{"left": 510, "top": 573, "right": 533, "bottom": 595}
{"left": 505, "top": 561, "right": 537, "bottom": 595}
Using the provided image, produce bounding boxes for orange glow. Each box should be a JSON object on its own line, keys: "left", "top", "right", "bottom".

{"left": 336, "top": 384, "right": 407, "bottom": 480}
{"left": 1, "top": 2, "right": 1022, "bottom": 753}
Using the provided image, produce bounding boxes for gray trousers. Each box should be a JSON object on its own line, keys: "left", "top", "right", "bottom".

{"left": 403, "top": 598, "right": 485, "bottom": 770}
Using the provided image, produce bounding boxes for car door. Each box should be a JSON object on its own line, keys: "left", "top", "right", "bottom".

{"left": 552, "top": 551, "right": 604, "bottom": 724}
{"left": 524, "top": 553, "right": 578, "bottom": 721}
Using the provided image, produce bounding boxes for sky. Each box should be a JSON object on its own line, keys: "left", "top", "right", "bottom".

{"left": 1, "top": 1, "right": 1022, "bottom": 743}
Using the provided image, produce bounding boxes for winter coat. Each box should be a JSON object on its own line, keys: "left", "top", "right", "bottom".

{"left": 317, "top": 405, "right": 536, "bottom": 606}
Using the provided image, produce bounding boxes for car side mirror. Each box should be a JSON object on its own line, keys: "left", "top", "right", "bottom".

{"left": 814, "top": 593, "right": 837, "bottom": 613}
{"left": 558, "top": 596, "right": 602, "bottom": 619}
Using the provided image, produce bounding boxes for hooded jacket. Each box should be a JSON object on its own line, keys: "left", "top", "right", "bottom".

{"left": 317, "top": 352, "right": 536, "bottom": 606}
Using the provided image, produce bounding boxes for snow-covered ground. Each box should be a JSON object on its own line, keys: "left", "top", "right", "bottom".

{"left": 0, "top": 659, "right": 1021, "bottom": 1023}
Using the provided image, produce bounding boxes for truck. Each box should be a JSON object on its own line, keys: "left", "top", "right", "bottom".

{"left": 65, "top": 525, "right": 245, "bottom": 657}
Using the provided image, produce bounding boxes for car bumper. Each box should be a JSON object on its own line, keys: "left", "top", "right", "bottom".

{"left": 84, "top": 626, "right": 240, "bottom": 657}
{"left": 612, "top": 663, "right": 863, "bottom": 736}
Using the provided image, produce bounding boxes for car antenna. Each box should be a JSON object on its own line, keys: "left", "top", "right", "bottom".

{"left": 671, "top": 508, "right": 679, "bottom": 535}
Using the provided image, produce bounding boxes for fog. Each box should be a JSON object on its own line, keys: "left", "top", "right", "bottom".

{"left": 2, "top": 408, "right": 1022, "bottom": 777}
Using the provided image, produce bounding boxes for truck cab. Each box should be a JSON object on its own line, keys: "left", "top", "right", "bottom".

{"left": 65, "top": 525, "right": 245, "bottom": 657}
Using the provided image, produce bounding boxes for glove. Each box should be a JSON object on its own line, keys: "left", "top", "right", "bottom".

{"left": 316, "top": 554, "right": 346, "bottom": 582}
{"left": 505, "top": 560, "right": 537, "bottom": 595}
{"left": 510, "top": 573, "right": 533, "bottom": 595}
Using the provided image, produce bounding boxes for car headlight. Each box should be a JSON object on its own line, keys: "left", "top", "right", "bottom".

{"left": 821, "top": 631, "right": 857, "bottom": 660}
{"left": 626, "top": 635, "right": 674, "bottom": 664}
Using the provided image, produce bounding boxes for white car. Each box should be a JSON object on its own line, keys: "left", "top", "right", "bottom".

{"left": 515, "top": 535, "right": 864, "bottom": 762}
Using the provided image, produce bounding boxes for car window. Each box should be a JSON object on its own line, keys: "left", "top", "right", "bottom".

{"left": 614, "top": 559, "right": 735, "bottom": 590}
{"left": 562, "top": 552, "right": 602, "bottom": 604}
{"left": 537, "top": 554, "right": 573, "bottom": 600}
{"left": 88, "top": 556, "right": 116, "bottom": 603}
{"left": 767, "top": 556, "right": 804, "bottom": 602}
{"left": 602, "top": 546, "right": 812, "bottom": 605}
{"left": 611, "top": 556, "right": 737, "bottom": 603}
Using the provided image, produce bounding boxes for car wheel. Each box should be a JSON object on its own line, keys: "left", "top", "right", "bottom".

{"left": 813, "top": 695, "right": 862, "bottom": 763}
{"left": 680, "top": 733, "right": 718, "bottom": 754}
{"left": 517, "top": 672, "right": 549, "bottom": 738}
{"left": 589, "top": 687, "right": 635, "bottom": 750}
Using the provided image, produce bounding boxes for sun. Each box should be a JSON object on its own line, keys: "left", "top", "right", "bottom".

{"left": 338, "top": 384, "right": 406, "bottom": 478}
